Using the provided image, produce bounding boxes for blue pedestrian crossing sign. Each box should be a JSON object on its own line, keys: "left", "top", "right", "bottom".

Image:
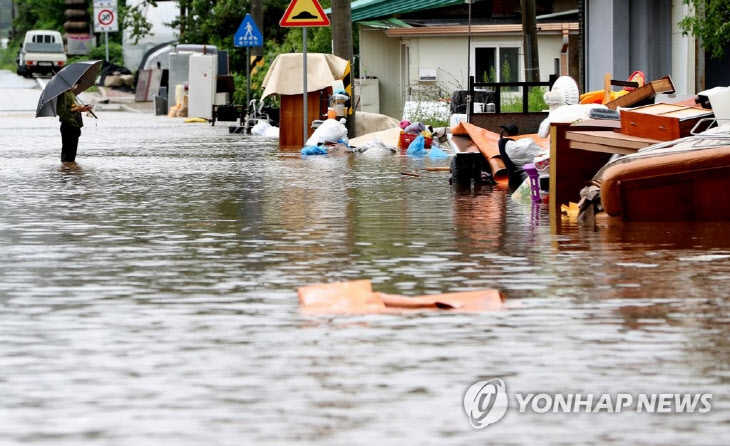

{"left": 234, "top": 14, "right": 263, "bottom": 47}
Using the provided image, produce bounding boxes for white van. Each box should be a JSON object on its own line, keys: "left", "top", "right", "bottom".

{"left": 16, "top": 30, "right": 67, "bottom": 78}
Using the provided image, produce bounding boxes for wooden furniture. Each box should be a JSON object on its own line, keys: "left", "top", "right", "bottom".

{"left": 279, "top": 88, "right": 330, "bottom": 151}
{"left": 549, "top": 121, "right": 661, "bottom": 218}
{"left": 565, "top": 130, "right": 660, "bottom": 154}
{"left": 601, "top": 147, "right": 730, "bottom": 221}
{"left": 605, "top": 77, "right": 675, "bottom": 110}
{"left": 619, "top": 103, "right": 714, "bottom": 141}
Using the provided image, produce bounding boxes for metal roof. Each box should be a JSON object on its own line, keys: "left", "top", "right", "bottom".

{"left": 325, "top": 0, "right": 466, "bottom": 22}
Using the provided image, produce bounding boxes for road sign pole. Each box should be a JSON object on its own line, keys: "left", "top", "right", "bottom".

{"left": 279, "top": 0, "right": 329, "bottom": 147}
{"left": 302, "top": 28, "right": 308, "bottom": 146}
{"left": 246, "top": 47, "right": 251, "bottom": 112}
{"left": 105, "top": 31, "right": 109, "bottom": 61}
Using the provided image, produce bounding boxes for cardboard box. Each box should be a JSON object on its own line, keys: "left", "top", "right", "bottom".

{"left": 620, "top": 103, "right": 714, "bottom": 141}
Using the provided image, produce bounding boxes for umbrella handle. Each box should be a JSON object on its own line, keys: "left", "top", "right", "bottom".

{"left": 76, "top": 94, "right": 99, "bottom": 120}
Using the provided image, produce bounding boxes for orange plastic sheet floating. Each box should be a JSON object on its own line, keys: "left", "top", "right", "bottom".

{"left": 451, "top": 122, "right": 508, "bottom": 184}
{"left": 298, "top": 279, "right": 504, "bottom": 314}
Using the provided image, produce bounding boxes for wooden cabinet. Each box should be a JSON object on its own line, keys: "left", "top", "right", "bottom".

{"left": 279, "top": 88, "right": 331, "bottom": 151}
{"left": 620, "top": 103, "right": 714, "bottom": 141}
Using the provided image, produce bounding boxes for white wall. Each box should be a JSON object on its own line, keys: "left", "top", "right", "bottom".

{"left": 671, "top": 0, "right": 696, "bottom": 94}
{"left": 411, "top": 35, "right": 563, "bottom": 89}
{"left": 360, "top": 29, "right": 569, "bottom": 119}
{"left": 359, "top": 26, "right": 403, "bottom": 119}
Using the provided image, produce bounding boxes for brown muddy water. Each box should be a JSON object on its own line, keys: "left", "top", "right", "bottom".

{"left": 0, "top": 111, "right": 728, "bottom": 445}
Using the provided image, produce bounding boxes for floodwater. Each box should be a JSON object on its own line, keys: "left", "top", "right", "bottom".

{"left": 0, "top": 110, "right": 728, "bottom": 445}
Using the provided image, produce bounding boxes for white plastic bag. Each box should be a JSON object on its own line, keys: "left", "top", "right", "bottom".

{"left": 505, "top": 138, "right": 543, "bottom": 168}
{"left": 264, "top": 126, "right": 280, "bottom": 138}
{"left": 355, "top": 137, "right": 397, "bottom": 156}
{"left": 305, "top": 118, "right": 348, "bottom": 147}
{"left": 251, "top": 120, "right": 271, "bottom": 136}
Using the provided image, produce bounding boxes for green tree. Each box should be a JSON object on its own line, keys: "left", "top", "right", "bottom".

{"left": 121, "top": 0, "right": 157, "bottom": 45}
{"left": 11, "top": 0, "right": 66, "bottom": 37}
{"left": 679, "top": 0, "right": 730, "bottom": 59}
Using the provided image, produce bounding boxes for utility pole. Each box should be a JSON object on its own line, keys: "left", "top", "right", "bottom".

{"left": 179, "top": 0, "right": 187, "bottom": 41}
{"left": 11, "top": 0, "right": 17, "bottom": 40}
{"left": 521, "top": 0, "right": 540, "bottom": 82}
{"left": 251, "top": 0, "right": 263, "bottom": 58}
{"left": 331, "top": 0, "right": 355, "bottom": 137}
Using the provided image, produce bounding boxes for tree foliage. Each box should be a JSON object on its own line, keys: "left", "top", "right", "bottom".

{"left": 679, "top": 0, "right": 730, "bottom": 59}
{"left": 11, "top": 0, "right": 66, "bottom": 37}
{"left": 122, "top": 0, "right": 158, "bottom": 45}
{"left": 4, "top": 0, "right": 354, "bottom": 102}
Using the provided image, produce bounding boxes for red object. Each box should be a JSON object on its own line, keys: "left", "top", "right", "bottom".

{"left": 398, "top": 131, "right": 432, "bottom": 150}
{"left": 625, "top": 71, "right": 646, "bottom": 91}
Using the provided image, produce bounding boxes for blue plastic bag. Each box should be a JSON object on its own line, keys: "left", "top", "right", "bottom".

{"left": 428, "top": 144, "right": 449, "bottom": 159}
{"left": 406, "top": 135, "right": 426, "bottom": 156}
{"left": 301, "top": 146, "right": 327, "bottom": 156}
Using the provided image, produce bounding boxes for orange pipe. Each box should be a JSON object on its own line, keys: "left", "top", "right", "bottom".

{"left": 451, "top": 122, "right": 509, "bottom": 183}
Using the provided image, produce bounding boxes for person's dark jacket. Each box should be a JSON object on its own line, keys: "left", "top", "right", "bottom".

{"left": 57, "top": 91, "right": 83, "bottom": 128}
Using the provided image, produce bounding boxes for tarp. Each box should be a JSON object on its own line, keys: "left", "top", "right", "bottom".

{"left": 261, "top": 53, "right": 348, "bottom": 99}
{"left": 356, "top": 111, "right": 400, "bottom": 136}
{"left": 349, "top": 127, "right": 401, "bottom": 148}
{"left": 298, "top": 279, "right": 504, "bottom": 314}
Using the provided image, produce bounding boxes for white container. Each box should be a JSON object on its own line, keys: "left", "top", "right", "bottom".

{"left": 188, "top": 54, "right": 217, "bottom": 120}
{"left": 707, "top": 87, "right": 730, "bottom": 125}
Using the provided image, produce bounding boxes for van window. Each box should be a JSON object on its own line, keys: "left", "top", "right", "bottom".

{"left": 31, "top": 34, "right": 55, "bottom": 44}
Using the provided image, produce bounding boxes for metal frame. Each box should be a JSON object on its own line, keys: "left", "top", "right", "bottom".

{"left": 468, "top": 75, "right": 556, "bottom": 116}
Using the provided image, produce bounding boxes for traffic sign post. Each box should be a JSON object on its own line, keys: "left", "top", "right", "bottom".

{"left": 94, "top": 1, "right": 118, "bottom": 62}
{"left": 234, "top": 14, "right": 264, "bottom": 112}
{"left": 280, "top": 0, "right": 330, "bottom": 147}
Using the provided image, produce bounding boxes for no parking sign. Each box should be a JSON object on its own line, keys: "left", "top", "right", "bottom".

{"left": 94, "top": 1, "right": 119, "bottom": 33}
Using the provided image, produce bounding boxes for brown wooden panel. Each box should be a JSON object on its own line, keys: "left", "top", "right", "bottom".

{"left": 605, "top": 77, "right": 675, "bottom": 110}
{"left": 279, "top": 89, "right": 331, "bottom": 151}
{"left": 619, "top": 166, "right": 730, "bottom": 221}
{"left": 565, "top": 130, "right": 659, "bottom": 152}
{"left": 550, "top": 123, "right": 613, "bottom": 217}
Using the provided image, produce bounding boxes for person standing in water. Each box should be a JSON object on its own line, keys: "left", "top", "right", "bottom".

{"left": 57, "top": 87, "right": 93, "bottom": 163}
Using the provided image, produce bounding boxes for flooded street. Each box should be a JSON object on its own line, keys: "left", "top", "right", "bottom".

{"left": 0, "top": 107, "right": 728, "bottom": 445}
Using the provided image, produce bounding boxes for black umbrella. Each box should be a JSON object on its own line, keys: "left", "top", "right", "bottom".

{"left": 36, "top": 60, "right": 103, "bottom": 118}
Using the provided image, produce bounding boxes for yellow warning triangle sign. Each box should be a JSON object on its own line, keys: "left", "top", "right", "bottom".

{"left": 280, "top": 0, "right": 330, "bottom": 27}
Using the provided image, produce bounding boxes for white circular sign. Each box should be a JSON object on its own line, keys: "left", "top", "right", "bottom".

{"left": 98, "top": 9, "right": 114, "bottom": 26}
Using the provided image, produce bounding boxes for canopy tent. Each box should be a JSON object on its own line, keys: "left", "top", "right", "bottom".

{"left": 261, "top": 53, "right": 348, "bottom": 99}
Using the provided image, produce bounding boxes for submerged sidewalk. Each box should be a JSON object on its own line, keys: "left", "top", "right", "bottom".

{"left": 87, "top": 87, "right": 155, "bottom": 114}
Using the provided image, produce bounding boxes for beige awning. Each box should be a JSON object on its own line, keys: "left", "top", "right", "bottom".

{"left": 261, "top": 53, "right": 348, "bottom": 99}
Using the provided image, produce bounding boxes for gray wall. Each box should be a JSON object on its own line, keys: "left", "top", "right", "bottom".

{"left": 586, "top": 0, "right": 672, "bottom": 90}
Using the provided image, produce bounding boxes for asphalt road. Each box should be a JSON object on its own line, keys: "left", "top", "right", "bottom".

{"left": 0, "top": 69, "right": 44, "bottom": 112}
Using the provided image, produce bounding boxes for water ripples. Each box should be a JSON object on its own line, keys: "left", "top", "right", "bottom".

{"left": 1, "top": 111, "right": 728, "bottom": 445}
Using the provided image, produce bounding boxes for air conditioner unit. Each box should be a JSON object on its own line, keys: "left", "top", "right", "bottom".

{"left": 419, "top": 67, "right": 437, "bottom": 82}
